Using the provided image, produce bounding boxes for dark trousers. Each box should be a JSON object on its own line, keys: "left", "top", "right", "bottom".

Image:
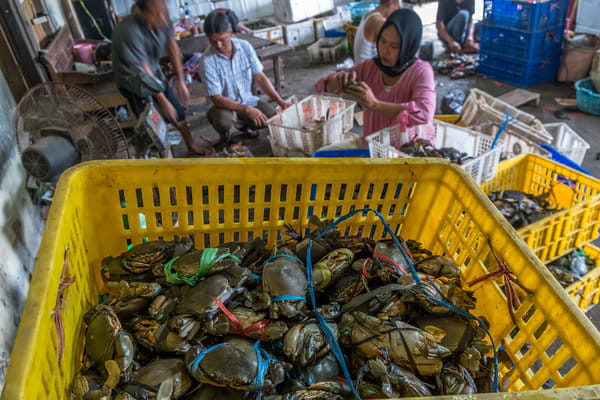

{"left": 120, "top": 84, "right": 186, "bottom": 123}
{"left": 207, "top": 100, "right": 276, "bottom": 141}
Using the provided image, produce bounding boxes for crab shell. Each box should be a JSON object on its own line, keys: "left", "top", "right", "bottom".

{"left": 283, "top": 323, "right": 339, "bottom": 366}
{"left": 131, "top": 359, "right": 194, "bottom": 399}
{"left": 185, "top": 338, "right": 286, "bottom": 392}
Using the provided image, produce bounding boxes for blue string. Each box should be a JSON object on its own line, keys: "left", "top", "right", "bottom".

{"left": 252, "top": 273, "right": 262, "bottom": 280}
{"left": 264, "top": 254, "right": 304, "bottom": 265}
{"left": 191, "top": 343, "right": 226, "bottom": 372}
{"left": 491, "top": 110, "right": 515, "bottom": 150}
{"left": 271, "top": 296, "right": 306, "bottom": 302}
{"left": 304, "top": 208, "right": 500, "bottom": 397}
{"left": 252, "top": 341, "right": 278, "bottom": 390}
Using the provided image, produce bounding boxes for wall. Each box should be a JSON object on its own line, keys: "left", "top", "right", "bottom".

{"left": 0, "top": 68, "right": 44, "bottom": 391}
{"left": 111, "top": 0, "right": 274, "bottom": 21}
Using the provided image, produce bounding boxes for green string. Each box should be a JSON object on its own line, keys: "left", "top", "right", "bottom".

{"left": 163, "top": 249, "right": 241, "bottom": 285}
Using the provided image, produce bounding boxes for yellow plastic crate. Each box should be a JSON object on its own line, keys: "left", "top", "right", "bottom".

{"left": 481, "top": 154, "right": 600, "bottom": 264}
{"left": 343, "top": 21, "right": 357, "bottom": 56}
{"left": 3, "top": 159, "right": 600, "bottom": 399}
{"left": 565, "top": 244, "right": 600, "bottom": 312}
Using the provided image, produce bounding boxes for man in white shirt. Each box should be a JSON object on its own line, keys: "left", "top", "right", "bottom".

{"left": 353, "top": 0, "right": 401, "bottom": 64}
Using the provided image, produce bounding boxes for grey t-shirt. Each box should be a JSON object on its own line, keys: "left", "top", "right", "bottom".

{"left": 112, "top": 13, "right": 172, "bottom": 94}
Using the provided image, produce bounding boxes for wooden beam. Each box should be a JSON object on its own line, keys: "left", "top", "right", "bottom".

{"left": 61, "top": 0, "right": 83, "bottom": 39}
{"left": 0, "top": 22, "right": 29, "bottom": 100}
{"left": 0, "top": 0, "right": 48, "bottom": 86}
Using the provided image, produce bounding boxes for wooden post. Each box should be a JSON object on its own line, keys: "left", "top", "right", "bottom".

{"left": 60, "top": 0, "right": 83, "bottom": 38}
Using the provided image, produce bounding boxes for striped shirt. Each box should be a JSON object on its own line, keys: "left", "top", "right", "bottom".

{"left": 202, "top": 37, "right": 263, "bottom": 107}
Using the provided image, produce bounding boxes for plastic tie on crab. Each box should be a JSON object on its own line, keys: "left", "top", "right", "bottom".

{"left": 304, "top": 208, "right": 421, "bottom": 400}
{"left": 252, "top": 341, "right": 278, "bottom": 391}
{"left": 163, "top": 249, "right": 241, "bottom": 285}
{"left": 251, "top": 273, "right": 262, "bottom": 280}
{"left": 264, "top": 253, "right": 304, "bottom": 265}
{"left": 190, "top": 342, "right": 226, "bottom": 372}
{"left": 271, "top": 296, "right": 306, "bottom": 302}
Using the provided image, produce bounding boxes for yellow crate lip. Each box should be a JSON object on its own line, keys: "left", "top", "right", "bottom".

{"left": 396, "top": 384, "right": 600, "bottom": 399}
{"left": 4, "top": 158, "right": 600, "bottom": 399}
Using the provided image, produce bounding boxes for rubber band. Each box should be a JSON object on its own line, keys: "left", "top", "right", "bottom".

{"left": 361, "top": 258, "right": 376, "bottom": 279}
{"left": 191, "top": 343, "right": 226, "bottom": 372}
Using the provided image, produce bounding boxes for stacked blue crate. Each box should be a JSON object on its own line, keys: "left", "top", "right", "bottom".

{"left": 478, "top": 0, "right": 570, "bottom": 87}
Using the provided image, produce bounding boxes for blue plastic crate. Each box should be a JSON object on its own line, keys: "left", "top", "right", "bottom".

{"left": 312, "top": 148, "right": 371, "bottom": 158}
{"left": 575, "top": 78, "right": 600, "bottom": 116}
{"left": 483, "top": 0, "right": 569, "bottom": 31}
{"left": 349, "top": 1, "right": 378, "bottom": 24}
{"left": 480, "top": 24, "right": 564, "bottom": 60}
{"left": 478, "top": 50, "right": 560, "bottom": 87}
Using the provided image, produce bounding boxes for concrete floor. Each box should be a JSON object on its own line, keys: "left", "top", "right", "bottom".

{"left": 172, "top": 1, "right": 600, "bottom": 322}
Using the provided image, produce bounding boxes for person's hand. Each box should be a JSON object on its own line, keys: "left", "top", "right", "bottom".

{"left": 448, "top": 40, "right": 461, "bottom": 53}
{"left": 245, "top": 106, "right": 268, "bottom": 127}
{"left": 177, "top": 80, "right": 190, "bottom": 108}
{"left": 345, "top": 81, "right": 377, "bottom": 109}
{"left": 463, "top": 38, "right": 479, "bottom": 54}
{"left": 327, "top": 71, "right": 356, "bottom": 92}
{"left": 277, "top": 99, "right": 293, "bottom": 110}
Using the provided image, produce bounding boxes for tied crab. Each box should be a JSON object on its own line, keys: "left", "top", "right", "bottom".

{"left": 283, "top": 322, "right": 339, "bottom": 366}
{"left": 312, "top": 248, "right": 354, "bottom": 291}
{"left": 205, "top": 306, "right": 289, "bottom": 341}
{"left": 102, "top": 237, "right": 193, "bottom": 276}
{"left": 339, "top": 311, "right": 451, "bottom": 376}
{"left": 358, "top": 356, "right": 433, "bottom": 398}
{"left": 83, "top": 305, "right": 135, "bottom": 381}
{"left": 402, "top": 277, "right": 476, "bottom": 315}
{"left": 185, "top": 338, "right": 288, "bottom": 392}
{"left": 129, "top": 358, "right": 194, "bottom": 399}
{"left": 262, "top": 250, "right": 308, "bottom": 320}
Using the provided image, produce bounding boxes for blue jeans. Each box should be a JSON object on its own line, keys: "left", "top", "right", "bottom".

{"left": 445, "top": 9, "right": 470, "bottom": 44}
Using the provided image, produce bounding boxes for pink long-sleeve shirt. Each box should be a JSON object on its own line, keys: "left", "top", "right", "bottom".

{"left": 315, "top": 59, "right": 436, "bottom": 137}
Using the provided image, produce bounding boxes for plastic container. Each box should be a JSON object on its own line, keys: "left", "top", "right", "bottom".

{"left": 483, "top": 0, "right": 570, "bottom": 31}
{"left": 3, "top": 158, "right": 600, "bottom": 399}
{"left": 313, "top": 12, "right": 343, "bottom": 39}
{"left": 281, "top": 18, "right": 315, "bottom": 47}
{"left": 461, "top": 88, "right": 553, "bottom": 145}
{"left": 244, "top": 19, "right": 285, "bottom": 44}
{"left": 565, "top": 244, "right": 600, "bottom": 311}
{"left": 272, "top": 0, "right": 335, "bottom": 24}
{"left": 267, "top": 95, "right": 356, "bottom": 156}
{"left": 481, "top": 154, "right": 600, "bottom": 264}
{"left": 349, "top": 1, "right": 378, "bottom": 24}
{"left": 343, "top": 21, "right": 358, "bottom": 56}
{"left": 72, "top": 43, "right": 94, "bottom": 65}
{"left": 479, "top": 24, "right": 565, "bottom": 61}
{"left": 478, "top": 50, "right": 561, "bottom": 88}
{"left": 366, "top": 120, "right": 503, "bottom": 184}
{"left": 307, "top": 37, "right": 347, "bottom": 63}
{"left": 575, "top": 77, "right": 600, "bottom": 116}
{"left": 543, "top": 122, "right": 591, "bottom": 165}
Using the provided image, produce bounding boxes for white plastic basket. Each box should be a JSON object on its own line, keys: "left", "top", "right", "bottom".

{"left": 365, "top": 120, "right": 504, "bottom": 184}
{"left": 308, "top": 37, "right": 346, "bottom": 63}
{"left": 461, "top": 88, "right": 553, "bottom": 145}
{"left": 267, "top": 95, "right": 356, "bottom": 157}
{"left": 466, "top": 121, "right": 551, "bottom": 160}
{"left": 544, "top": 122, "right": 591, "bottom": 165}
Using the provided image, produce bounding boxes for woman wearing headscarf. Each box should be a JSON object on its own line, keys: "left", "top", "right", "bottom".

{"left": 315, "top": 9, "right": 435, "bottom": 138}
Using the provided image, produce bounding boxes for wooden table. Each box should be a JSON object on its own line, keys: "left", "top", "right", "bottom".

{"left": 178, "top": 33, "right": 294, "bottom": 94}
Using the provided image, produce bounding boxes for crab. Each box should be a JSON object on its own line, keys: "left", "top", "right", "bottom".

{"left": 102, "top": 237, "right": 193, "bottom": 276}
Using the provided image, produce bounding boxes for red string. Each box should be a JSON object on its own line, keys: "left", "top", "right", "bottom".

{"left": 361, "top": 258, "right": 376, "bottom": 279}
{"left": 372, "top": 252, "right": 407, "bottom": 275}
{"left": 214, "top": 297, "right": 270, "bottom": 341}
{"left": 54, "top": 247, "right": 75, "bottom": 362}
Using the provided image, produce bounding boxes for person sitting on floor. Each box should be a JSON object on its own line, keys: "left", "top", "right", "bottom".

{"left": 112, "top": 0, "right": 214, "bottom": 155}
{"left": 436, "top": 0, "right": 479, "bottom": 53}
{"left": 316, "top": 9, "right": 436, "bottom": 138}
{"left": 353, "top": 0, "right": 401, "bottom": 64}
{"left": 201, "top": 11, "right": 292, "bottom": 146}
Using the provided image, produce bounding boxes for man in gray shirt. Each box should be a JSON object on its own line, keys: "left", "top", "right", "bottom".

{"left": 112, "top": 0, "right": 214, "bottom": 155}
